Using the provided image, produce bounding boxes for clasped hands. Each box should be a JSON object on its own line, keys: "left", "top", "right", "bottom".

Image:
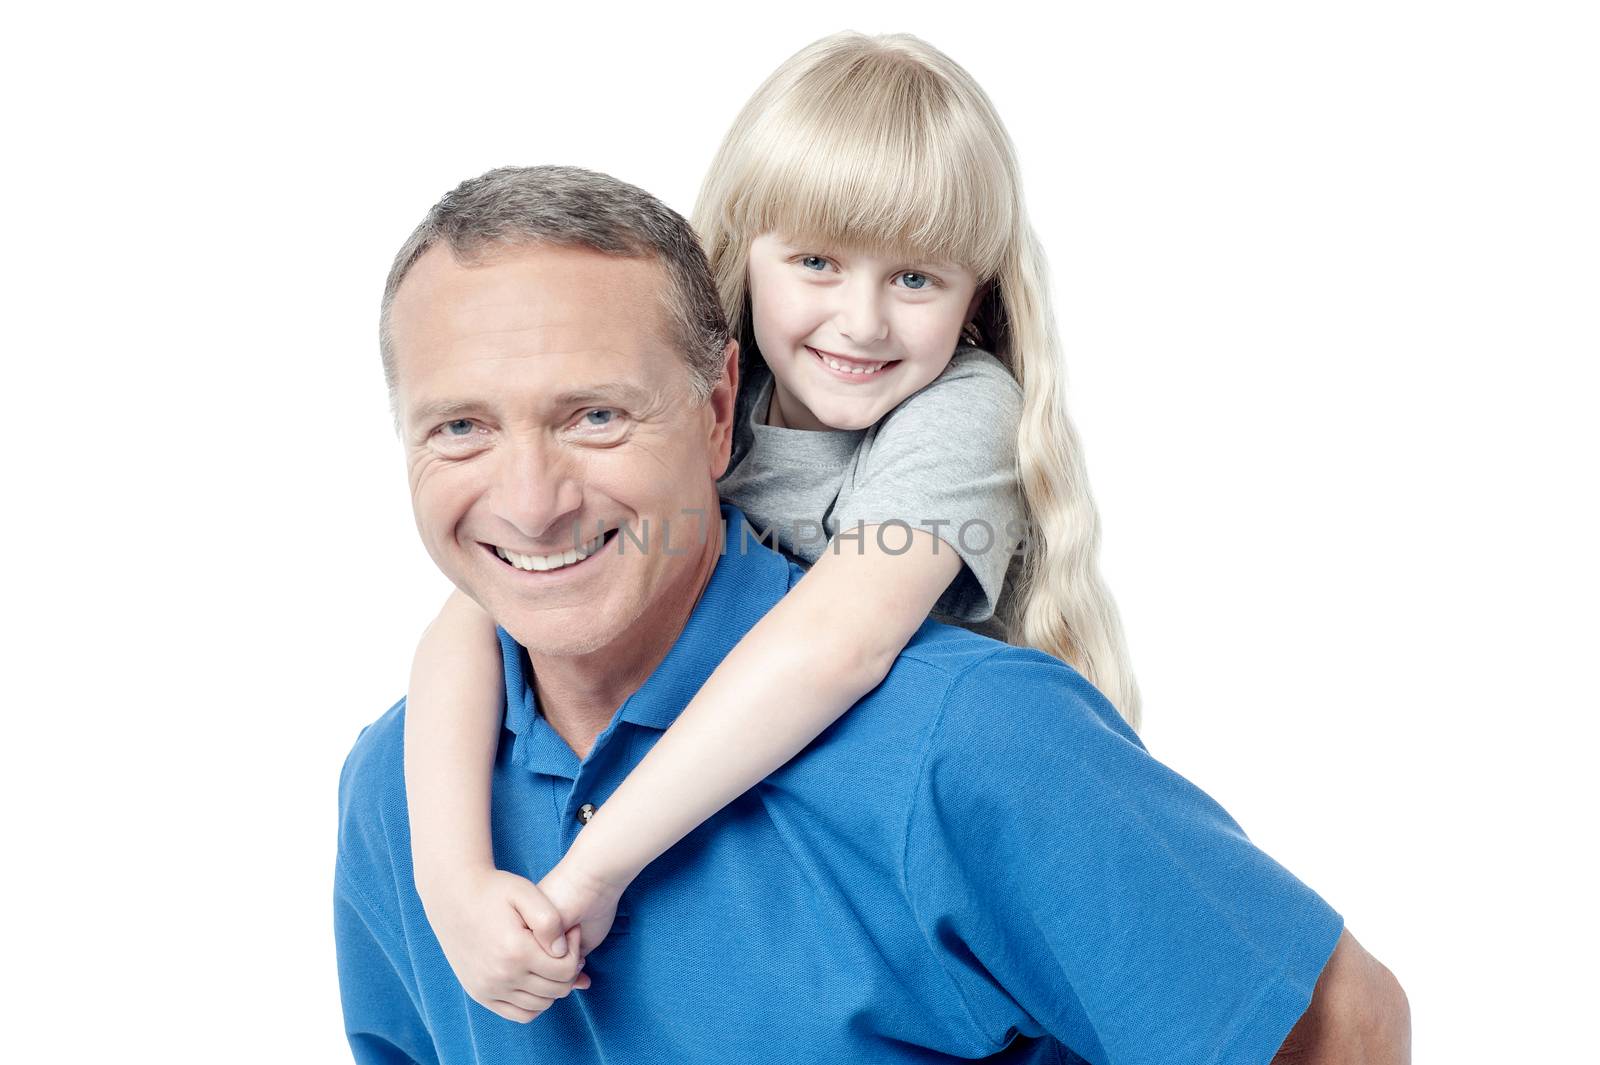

{"left": 418, "top": 857, "right": 627, "bottom": 1024}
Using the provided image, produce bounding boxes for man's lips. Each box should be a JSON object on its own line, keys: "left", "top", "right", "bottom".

{"left": 482, "top": 527, "right": 620, "bottom": 575}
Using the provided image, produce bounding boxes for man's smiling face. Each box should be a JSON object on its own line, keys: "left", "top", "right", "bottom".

{"left": 388, "top": 241, "right": 735, "bottom": 659}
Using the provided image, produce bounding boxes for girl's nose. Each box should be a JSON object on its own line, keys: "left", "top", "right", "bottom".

{"left": 834, "top": 280, "right": 889, "bottom": 345}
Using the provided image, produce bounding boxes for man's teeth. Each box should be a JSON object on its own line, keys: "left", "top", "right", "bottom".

{"left": 819, "top": 351, "right": 888, "bottom": 375}
{"left": 495, "top": 532, "right": 606, "bottom": 572}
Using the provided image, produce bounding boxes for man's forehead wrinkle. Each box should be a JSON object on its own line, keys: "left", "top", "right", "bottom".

{"left": 445, "top": 348, "right": 685, "bottom": 407}
{"left": 448, "top": 338, "right": 657, "bottom": 362}
{"left": 441, "top": 314, "right": 672, "bottom": 360}
{"left": 443, "top": 314, "right": 616, "bottom": 346}
{"left": 394, "top": 247, "right": 689, "bottom": 424}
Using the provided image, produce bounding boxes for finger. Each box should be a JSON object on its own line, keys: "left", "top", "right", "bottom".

{"left": 509, "top": 971, "right": 583, "bottom": 1000}
{"left": 519, "top": 940, "right": 582, "bottom": 984}
{"left": 487, "top": 999, "right": 537, "bottom": 1024}
{"left": 506, "top": 882, "right": 567, "bottom": 959}
{"left": 489, "top": 925, "right": 555, "bottom": 983}
{"left": 524, "top": 929, "right": 583, "bottom": 984}
{"left": 501, "top": 989, "right": 556, "bottom": 1014}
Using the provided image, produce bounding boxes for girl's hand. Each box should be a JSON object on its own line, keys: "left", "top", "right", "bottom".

{"left": 537, "top": 857, "right": 628, "bottom": 960}
{"left": 419, "top": 866, "right": 591, "bottom": 1024}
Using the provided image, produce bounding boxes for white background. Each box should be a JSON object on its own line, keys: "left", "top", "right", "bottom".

{"left": 2, "top": 2, "right": 1594, "bottom": 1060}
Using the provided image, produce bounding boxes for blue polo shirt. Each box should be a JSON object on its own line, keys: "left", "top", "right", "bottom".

{"left": 335, "top": 503, "right": 1343, "bottom": 1065}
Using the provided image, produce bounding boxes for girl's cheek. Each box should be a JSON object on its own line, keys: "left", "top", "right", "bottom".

{"left": 773, "top": 305, "right": 816, "bottom": 338}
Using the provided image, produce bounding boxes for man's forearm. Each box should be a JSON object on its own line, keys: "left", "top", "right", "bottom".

{"left": 1272, "top": 930, "right": 1411, "bottom": 1064}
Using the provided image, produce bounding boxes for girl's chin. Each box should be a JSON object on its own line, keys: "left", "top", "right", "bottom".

{"left": 773, "top": 376, "right": 900, "bottom": 431}
{"left": 802, "top": 398, "right": 886, "bottom": 432}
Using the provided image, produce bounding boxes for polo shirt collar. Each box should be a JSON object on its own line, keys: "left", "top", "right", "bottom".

{"left": 499, "top": 503, "right": 793, "bottom": 746}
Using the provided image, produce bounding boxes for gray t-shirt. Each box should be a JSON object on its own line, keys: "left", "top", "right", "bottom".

{"left": 718, "top": 345, "right": 1026, "bottom": 641}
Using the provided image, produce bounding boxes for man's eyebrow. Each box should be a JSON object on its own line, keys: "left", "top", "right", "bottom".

{"left": 405, "top": 384, "right": 661, "bottom": 429}
{"left": 406, "top": 399, "right": 485, "bottom": 430}
{"left": 546, "top": 383, "right": 658, "bottom": 408}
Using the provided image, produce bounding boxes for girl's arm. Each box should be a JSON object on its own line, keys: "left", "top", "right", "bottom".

{"left": 404, "top": 590, "right": 588, "bottom": 1018}
{"left": 404, "top": 590, "right": 502, "bottom": 895}
{"left": 556, "top": 524, "right": 965, "bottom": 893}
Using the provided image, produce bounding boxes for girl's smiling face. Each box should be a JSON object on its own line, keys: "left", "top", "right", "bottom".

{"left": 746, "top": 232, "right": 983, "bottom": 431}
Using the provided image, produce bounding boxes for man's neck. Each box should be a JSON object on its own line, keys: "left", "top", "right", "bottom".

{"left": 526, "top": 513, "right": 725, "bottom": 761}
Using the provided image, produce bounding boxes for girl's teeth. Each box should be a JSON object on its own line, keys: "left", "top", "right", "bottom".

{"left": 823, "top": 355, "right": 885, "bottom": 375}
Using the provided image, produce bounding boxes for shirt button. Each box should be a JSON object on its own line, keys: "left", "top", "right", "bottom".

{"left": 577, "top": 803, "right": 597, "bottom": 825}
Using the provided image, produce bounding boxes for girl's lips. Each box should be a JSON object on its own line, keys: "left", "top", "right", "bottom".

{"left": 807, "top": 346, "right": 900, "bottom": 382}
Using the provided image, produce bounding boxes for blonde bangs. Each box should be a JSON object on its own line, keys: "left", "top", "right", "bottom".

{"left": 718, "top": 51, "right": 1013, "bottom": 278}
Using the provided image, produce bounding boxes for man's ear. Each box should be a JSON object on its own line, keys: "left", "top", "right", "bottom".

{"left": 708, "top": 338, "right": 739, "bottom": 480}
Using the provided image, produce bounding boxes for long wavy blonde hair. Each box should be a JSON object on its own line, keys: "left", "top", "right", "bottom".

{"left": 692, "top": 31, "right": 1143, "bottom": 730}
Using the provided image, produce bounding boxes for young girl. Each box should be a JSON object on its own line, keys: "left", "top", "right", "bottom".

{"left": 403, "top": 30, "right": 1141, "bottom": 1023}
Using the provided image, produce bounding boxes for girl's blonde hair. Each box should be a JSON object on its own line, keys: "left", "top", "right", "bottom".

{"left": 692, "top": 31, "right": 1143, "bottom": 730}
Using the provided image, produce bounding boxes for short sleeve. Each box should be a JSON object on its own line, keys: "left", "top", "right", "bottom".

{"left": 335, "top": 865, "right": 440, "bottom": 1065}
{"left": 335, "top": 709, "right": 440, "bottom": 1065}
{"left": 903, "top": 648, "right": 1344, "bottom": 1065}
{"left": 835, "top": 347, "right": 1026, "bottom": 622}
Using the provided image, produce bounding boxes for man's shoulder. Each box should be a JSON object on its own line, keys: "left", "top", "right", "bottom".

{"left": 900, "top": 629, "right": 1136, "bottom": 746}
{"left": 339, "top": 696, "right": 408, "bottom": 804}
{"left": 335, "top": 696, "right": 410, "bottom": 894}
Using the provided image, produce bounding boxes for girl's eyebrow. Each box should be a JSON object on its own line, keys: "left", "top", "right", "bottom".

{"left": 778, "top": 238, "right": 961, "bottom": 271}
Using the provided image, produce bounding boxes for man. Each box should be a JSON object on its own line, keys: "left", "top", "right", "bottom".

{"left": 335, "top": 165, "right": 1409, "bottom": 1063}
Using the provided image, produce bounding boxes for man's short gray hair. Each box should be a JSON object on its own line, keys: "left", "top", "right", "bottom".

{"left": 379, "top": 165, "right": 730, "bottom": 412}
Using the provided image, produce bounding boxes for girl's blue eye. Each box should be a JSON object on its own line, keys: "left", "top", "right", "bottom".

{"left": 799, "top": 255, "right": 829, "bottom": 271}
{"left": 899, "top": 272, "right": 931, "bottom": 290}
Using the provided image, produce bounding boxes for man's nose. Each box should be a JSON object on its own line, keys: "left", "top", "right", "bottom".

{"left": 487, "top": 436, "right": 584, "bottom": 546}
{"left": 833, "top": 277, "right": 889, "bottom": 345}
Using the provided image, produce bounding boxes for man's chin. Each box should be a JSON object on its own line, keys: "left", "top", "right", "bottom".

{"left": 494, "top": 615, "right": 618, "bottom": 660}
{"left": 457, "top": 564, "right": 622, "bottom": 657}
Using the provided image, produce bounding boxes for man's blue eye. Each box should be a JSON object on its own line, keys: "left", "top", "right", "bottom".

{"left": 584, "top": 409, "right": 616, "bottom": 427}
{"left": 899, "top": 272, "right": 930, "bottom": 290}
{"left": 442, "top": 419, "right": 474, "bottom": 436}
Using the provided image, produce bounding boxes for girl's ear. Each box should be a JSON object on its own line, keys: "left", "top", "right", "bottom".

{"left": 960, "top": 283, "right": 991, "bottom": 343}
{"left": 964, "top": 282, "right": 989, "bottom": 322}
